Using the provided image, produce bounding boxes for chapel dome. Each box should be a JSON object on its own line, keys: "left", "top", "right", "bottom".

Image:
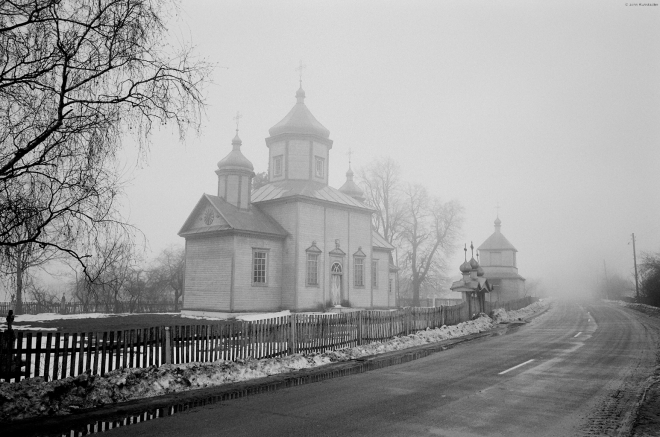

{"left": 460, "top": 261, "right": 472, "bottom": 274}
{"left": 469, "top": 257, "right": 479, "bottom": 269}
{"left": 217, "top": 133, "right": 254, "bottom": 172}
{"left": 268, "top": 85, "right": 331, "bottom": 138}
{"left": 477, "top": 266, "right": 485, "bottom": 276}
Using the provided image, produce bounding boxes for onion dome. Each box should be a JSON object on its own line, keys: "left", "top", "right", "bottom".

{"left": 494, "top": 216, "right": 502, "bottom": 231}
{"left": 469, "top": 257, "right": 479, "bottom": 270}
{"left": 460, "top": 260, "right": 472, "bottom": 274}
{"left": 339, "top": 165, "right": 365, "bottom": 202}
{"left": 268, "top": 85, "right": 330, "bottom": 138}
{"left": 217, "top": 133, "right": 254, "bottom": 173}
{"left": 477, "top": 265, "right": 485, "bottom": 277}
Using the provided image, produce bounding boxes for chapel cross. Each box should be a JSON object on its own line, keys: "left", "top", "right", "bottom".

{"left": 495, "top": 202, "right": 501, "bottom": 217}
{"left": 233, "top": 111, "right": 242, "bottom": 132}
{"left": 347, "top": 148, "right": 353, "bottom": 166}
{"left": 296, "top": 60, "right": 306, "bottom": 85}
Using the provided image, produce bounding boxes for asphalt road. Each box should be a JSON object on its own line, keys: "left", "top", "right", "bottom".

{"left": 107, "top": 301, "right": 660, "bottom": 437}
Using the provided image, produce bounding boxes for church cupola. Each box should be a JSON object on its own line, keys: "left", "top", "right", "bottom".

{"left": 216, "top": 124, "right": 254, "bottom": 210}
{"left": 339, "top": 164, "right": 365, "bottom": 203}
{"left": 265, "top": 76, "right": 333, "bottom": 186}
{"left": 494, "top": 216, "right": 502, "bottom": 232}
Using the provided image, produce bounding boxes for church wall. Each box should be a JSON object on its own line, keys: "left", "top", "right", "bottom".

{"left": 217, "top": 176, "right": 226, "bottom": 198}
{"left": 324, "top": 207, "right": 349, "bottom": 303}
{"left": 269, "top": 142, "right": 286, "bottom": 182}
{"left": 226, "top": 174, "right": 239, "bottom": 206}
{"left": 296, "top": 202, "right": 326, "bottom": 309}
{"left": 480, "top": 250, "right": 515, "bottom": 267}
{"left": 240, "top": 175, "right": 250, "bottom": 208}
{"left": 183, "top": 235, "right": 233, "bottom": 311}
{"left": 372, "top": 248, "right": 391, "bottom": 308}
{"left": 232, "top": 235, "right": 283, "bottom": 311}
{"left": 312, "top": 142, "right": 328, "bottom": 184}
{"left": 347, "top": 211, "right": 373, "bottom": 308}
{"left": 257, "top": 201, "right": 297, "bottom": 309}
{"left": 288, "top": 140, "right": 310, "bottom": 180}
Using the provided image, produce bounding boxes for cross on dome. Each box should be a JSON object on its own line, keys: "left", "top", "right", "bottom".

{"left": 233, "top": 111, "right": 243, "bottom": 133}
{"left": 296, "top": 60, "right": 306, "bottom": 86}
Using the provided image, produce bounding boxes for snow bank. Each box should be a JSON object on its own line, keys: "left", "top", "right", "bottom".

{"left": 0, "top": 301, "right": 548, "bottom": 422}
{"left": 491, "top": 300, "right": 548, "bottom": 324}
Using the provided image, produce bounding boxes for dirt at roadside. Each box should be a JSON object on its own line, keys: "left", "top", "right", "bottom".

{"left": 629, "top": 304, "right": 660, "bottom": 437}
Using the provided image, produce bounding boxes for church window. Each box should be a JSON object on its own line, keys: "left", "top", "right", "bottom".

{"left": 389, "top": 278, "right": 393, "bottom": 294}
{"left": 372, "top": 260, "right": 378, "bottom": 288}
{"left": 307, "top": 253, "right": 319, "bottom": 286}
{"left": 252, "top": 250, "right": 268, "bottom": 285}
{"left": 354, "top": 257, "right": 364, "bottom": 287}
{"left": 315, "top": 156, "right": 325, "bottom": 178}
{"left": 273, "top": 155, "right": 283, "bottom": 177}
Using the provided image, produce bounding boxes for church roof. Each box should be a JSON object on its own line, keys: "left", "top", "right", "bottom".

{"left": 372, "top": 231, "right": 394, "bottom": 250}
{"left": 252, "top": 180, "right": 373, "bottom": 211}
{"left": 450, "top": 276, "right": 492, "bottom": 293}
{"left": 268, "top": 86, "right": 330, "bottom": 139}
{"left": 477, "top": 218, "right": 517, "bottom": 252}
{"left": 179, "top": 194, "right": 288, "bottom": 238}
{"left": 477, "top": 232, "right": 517, "bottom": 252}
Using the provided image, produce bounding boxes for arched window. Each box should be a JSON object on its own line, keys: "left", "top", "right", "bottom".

{"left": 331, "top": 262, "right": 342, "bottom": 274}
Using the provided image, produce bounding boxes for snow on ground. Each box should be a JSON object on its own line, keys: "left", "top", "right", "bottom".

{"left": 0, "top": 300, "right": 549, "bottom": 422}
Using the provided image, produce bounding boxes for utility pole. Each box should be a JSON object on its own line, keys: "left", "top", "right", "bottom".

{"left": 632, "top": 233, "right": 639, "bottom": 301}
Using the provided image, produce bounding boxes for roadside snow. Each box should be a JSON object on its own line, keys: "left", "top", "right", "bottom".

{"left": 0, "top": 301, "right": 549, "bottom": 422}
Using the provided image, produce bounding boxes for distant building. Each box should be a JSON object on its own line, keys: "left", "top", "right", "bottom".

{"left": 477, "top": 217, "right": 525, "bottom": 301}
{"left": 178, "top": 84, "right": 398, "bottom": 313}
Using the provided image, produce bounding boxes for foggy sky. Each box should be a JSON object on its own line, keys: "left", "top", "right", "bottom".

{"left": 100, "top": 1, "right": 659, "bottom": 299}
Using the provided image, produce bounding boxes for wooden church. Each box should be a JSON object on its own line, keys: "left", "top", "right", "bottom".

{"left": 178, "top": 84, "right": 398, "bottom": 314}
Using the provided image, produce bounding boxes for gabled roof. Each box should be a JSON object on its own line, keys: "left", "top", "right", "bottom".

{"left": 252, "top": 180, "right": 373, "bottom": 211}
{"left": 179, "top": 194, "right": 288, "bottom": 238}
{"left": 477, "top": 231, "right": 517, "bottom": 252}
{"left": 372, "top": 230, "right": 394, "bottom": 250}
{"left": 450, "top": 276, "right": 492, "bottom": 293}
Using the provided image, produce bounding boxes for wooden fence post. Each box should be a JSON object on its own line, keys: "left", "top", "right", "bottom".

{"left": 288, "top": 314, "right": 297, "bottom": 355}
{"left": 357, "top": 311, "right": 363, "bottom": 346}
{"left": 164, "top": 327, "right": 171, "bottom": 364}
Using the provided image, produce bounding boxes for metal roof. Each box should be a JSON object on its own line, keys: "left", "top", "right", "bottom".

{"left": 477, "top": 231, "right": 518, "bottom": 252}
{"left": 252, "top": 180, "right": 373, "bottom": 211}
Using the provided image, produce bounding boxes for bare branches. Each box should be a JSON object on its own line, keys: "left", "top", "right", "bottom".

{"left": 0, "top": 0, "right": 210, "bottom": 284}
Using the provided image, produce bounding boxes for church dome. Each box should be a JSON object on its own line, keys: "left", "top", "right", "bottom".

{"left": 268, "top": 85, "right": 331, "bottom": 138}
{"left": 494, "top": 216, "right": 502, "bottom": 227}
{"left": 217, "top": 133, "right": 254, "bottom": 172}
{"left": 460, "top": 261, "right": 472, "bottom": 274}
{"left": 477, "top": 265, "right": 485, "bottom": 276}
{"left": 339, "top": 166, "right": 365, "bottom": 202}
{"left": 469, "top": 257, "right": 479, "bottom": 269}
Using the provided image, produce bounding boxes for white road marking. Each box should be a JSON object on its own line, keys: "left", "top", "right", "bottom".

{"left": 498, "top": 359, "right": 535, "bottom": 375}
{"left": 574, "top": 332, "right": 582, "bottom": 338}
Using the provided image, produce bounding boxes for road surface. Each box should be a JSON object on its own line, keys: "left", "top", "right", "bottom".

{"left": 107, "top": 301, "right": 660, "bottom": 436}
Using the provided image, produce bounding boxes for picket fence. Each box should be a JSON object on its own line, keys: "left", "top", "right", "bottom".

{"left": 0, "top": 296, "right": 537, "bottom": 383}
{"left": 0, "top": 301, "right": 177, "bottom": 317}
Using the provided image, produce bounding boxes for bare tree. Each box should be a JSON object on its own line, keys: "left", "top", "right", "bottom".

{"left": 400, "top": 184, "right": 464, "bottom": 306}
{"left": 357, "top": 157, "right": 406, "bottom": 244}
{"left": 0, "top": 1, "right": 210, "bottom": 284}
{"left": 252, "top": 171, "right": 269, "bottom": 193}
{"left": 639, "top": 252, "right": 660, "bottom": 307}
{"left": 150, "top": 245, "right": 184, "bottom": 311}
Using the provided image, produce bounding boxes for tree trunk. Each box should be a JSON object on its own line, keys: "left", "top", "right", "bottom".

{"left": 15, "top": 255, "right": 23, "bottom": 315}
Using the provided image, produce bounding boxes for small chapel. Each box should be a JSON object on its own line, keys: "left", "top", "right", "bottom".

{"left": 178, "top": 83, "right": 398, "bottom": 314}
{"left": 477, "top": 216, "right": 526, "bottom": 301}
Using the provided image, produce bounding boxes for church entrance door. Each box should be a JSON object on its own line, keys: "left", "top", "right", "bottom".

{"left": 330, "top": 262, "right": 342, "bottom": 306}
